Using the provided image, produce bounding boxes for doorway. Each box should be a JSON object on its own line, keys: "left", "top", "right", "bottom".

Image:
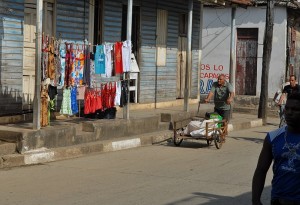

{"left": 121, "top": 5, "right": 140, "bottom": 60}
{"left": 122, "top": 5, "right": 140, "bottom": 103}
{"left": 23, "top": 0, "right": 55, "bottom": 109}
{"left": 236, "top": 28, "right": 258, "bottom": 95}
{"left": 177, "top": 13, "right": 187, "bottom": 98}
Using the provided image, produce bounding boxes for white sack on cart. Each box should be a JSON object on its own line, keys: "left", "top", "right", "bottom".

{"left": 183, "top": 119, "right": 217, "bottom": 135}
{"left": 190, "top": 128, "right": 214, "bottom": 138}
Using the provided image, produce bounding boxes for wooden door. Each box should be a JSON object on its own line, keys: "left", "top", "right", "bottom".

{"left": 23, "top": 0, "right": 55, "bottom": 107}
{"left": 177, "top": 37, "right": 187, "bottom": 98}
{"left": 236, "top": 28, "right": 258, "bottom": 95}
{"left": 23, "top": 6, "right": 36, "bottom": 105}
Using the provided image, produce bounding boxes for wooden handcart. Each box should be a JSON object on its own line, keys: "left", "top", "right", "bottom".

{"left": 173, "top": 118, "right": 228, "bottom": 149}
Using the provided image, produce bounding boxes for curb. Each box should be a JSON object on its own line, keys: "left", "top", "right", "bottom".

{"left": 1, "top": 130, "right": 174, "bottom": 169}
{"left": 227, "top": 118, "right": 263, "bottom": 132}
{"left": 0, "top": 119, "right": 263, "bottom": 169}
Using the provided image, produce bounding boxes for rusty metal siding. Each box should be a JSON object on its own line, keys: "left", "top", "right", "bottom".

{"left": 56, "top": 0, "right": 89, "bottom": 41}
{"left": 0, "top": 0, "right": 24, "bottom": 115}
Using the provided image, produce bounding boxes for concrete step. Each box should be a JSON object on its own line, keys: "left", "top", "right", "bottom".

{"left": 0, "top": 129, "right": 174, "bottom": 169}
{"left": 0, "top": 141, "right": 17, "bottom": 155}
{"left": 233, "top": 106, "right": 278, "bottom": 118}
{"left": 82, "top": 116, "right": 161, "bottom": 140}
{"left": 158, "top": 122, "right": 171, "bottom": 130}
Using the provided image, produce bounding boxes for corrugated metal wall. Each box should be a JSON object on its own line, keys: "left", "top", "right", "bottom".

{"left": 0, "top": 0, "right": 24, "bottom": 115}
{"left": 103, "top": 0, "right": 123, "bottom": 43}
{"left": 191, "top": 2, "right": 200, "bottom": 98}
{"left": 139, "top": 0, "right": 200, "bottom": 103}
{"left": 102, "top": 0, "right": 200, "bottom": 104}
{"left": 0, "top": 0, "right": 201, "bottom": 116}
{"left": 56, "top": 0, "right": 89, "bottom": 42}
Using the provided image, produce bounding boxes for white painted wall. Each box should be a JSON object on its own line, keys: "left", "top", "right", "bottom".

{"left": 201, "top": 6, "right": 287, "bottom": 98}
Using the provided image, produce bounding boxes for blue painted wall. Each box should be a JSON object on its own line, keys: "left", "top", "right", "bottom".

{"left": 0, "top": 0, "right": 24, "bottom": 115}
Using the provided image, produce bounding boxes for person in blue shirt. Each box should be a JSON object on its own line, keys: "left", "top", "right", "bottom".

{"left": 252, "top": 93, "right": 300, "bottom": 205}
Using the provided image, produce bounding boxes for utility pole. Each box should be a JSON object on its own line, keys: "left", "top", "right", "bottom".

{"left": 258, "top": 0, "right": 274, "bottom": 125}
{"left": 33, "top": 0, "right": 43, "bottom": 130}
{"left": 229, "top": 6, "right": 236, "bottom": 120}
{"left": 184, "top": 0, "right": 193, "bottom": 112}
{"left": 123, "top": 0, "right": 132, "bottom": 120}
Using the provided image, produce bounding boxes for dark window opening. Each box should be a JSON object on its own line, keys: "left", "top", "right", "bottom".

{"left": 121, "top": 5, "right": 140, "bottom": 56}
{"left": 94, "top": 0, "right": 103, "bottom": 45}
{"left": 179, "top": 13, "right": 187, "bottom": 37}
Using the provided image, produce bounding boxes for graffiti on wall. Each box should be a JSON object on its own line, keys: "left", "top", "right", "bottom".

{"left": 200, "top": 64, "right": 229, "bottom": 94}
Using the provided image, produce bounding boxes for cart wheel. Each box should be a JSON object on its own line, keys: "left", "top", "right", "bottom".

{"left": 174, "top": 136, "right": 183, "bottom": 146}
{"left": 212, "top": 131, "right": 223, "bottom": 149}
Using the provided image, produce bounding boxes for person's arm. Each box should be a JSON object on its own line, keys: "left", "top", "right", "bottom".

{"left": 278, "top": 85, "right": 288, "bottom": 105}
{"left": 204, "top": 92, "right": 214, "bottom": 103}
{"left": 226, "top": 91, "right": 234, "bottom": 105}
{"left": 226, "top": 82, "right": 234, "bottom": 105}
{"left": 278, "top": 93, "right": 286, "bottom": 106}
{"left": 204, "top": 83, "right": 216, "bottom": 103}
{"left": 252, "top": 136, "right": 273, "bottom": 205}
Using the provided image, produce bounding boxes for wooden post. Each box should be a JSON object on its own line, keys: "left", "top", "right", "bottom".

{"left": 258, "top": 0, "right": 274, "bottom": 125}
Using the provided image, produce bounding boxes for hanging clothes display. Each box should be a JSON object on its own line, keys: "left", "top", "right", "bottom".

{"left": 120, "top": 80, "right": 128, "bottom": 107}
{"left": 40, "top": 85, "right": 49, "bottom": 127}
{"left": 122, "top": 40, "right": 131, "bottom": 72}
{"left": 37, "top": 38, "right": 140, "bottom": 124}
{"left": 72, "top": 45, "right": 85, "bottom": 86}
{"left": 60, "top": 88, "right": 73, "bottom": 115}
{"left": 114, "top": 42, "right": 123, "bottom": 74}
{"left": 70, "top": 86, "right": 78, "bottom": 114}
{"left": 108, "top": 82, "right": 116, "bottom": 108}
{"left": 90, "top": 53, "right": 95, "bottom": 88}
{"left": 65, "top": 43, "right": 74, "bottom": 87}
{"left": 59, "top": 44, "right": 66, "bottom": 86}
{"left": 48, "top": 37, "right": 56, "bottom": 80}
{"left": 114, "top": 81, "right": 121, "bottom": 106}
{"left": 105, "top": 43, "right": 113, "bottom": 77}
{"left": 54, "top": 39, "right": 62, "bottom": 86}
{"left": 95, "top": 45, "right": 106, "bottom": 74}
{"left": 95, "top": 88, "right": 103, "bottom": 111}
{"left": 83, "top": 46, "right": 91, "bottom": 86}
{"left": 84, "top": 88, "right": 91, "bottom": 115}
{"left": 41, "top": 34, "right": 49, "bottom": 81}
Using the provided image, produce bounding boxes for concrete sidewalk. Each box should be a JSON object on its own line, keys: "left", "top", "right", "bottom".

{"left": 0, "top": 100, "right": 279, "bottom": 169}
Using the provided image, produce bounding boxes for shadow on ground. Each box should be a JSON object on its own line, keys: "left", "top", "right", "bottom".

{"left": 163, "top": 186, "right": 271, "bottom": 205}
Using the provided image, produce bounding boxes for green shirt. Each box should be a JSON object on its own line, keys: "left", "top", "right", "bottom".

{"left": 210, "top": 81, "right": 233, "bottom": 110}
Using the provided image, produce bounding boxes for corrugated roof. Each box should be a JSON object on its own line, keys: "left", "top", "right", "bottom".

{"left": 200, "top": 0, "right": 300, "bottom": 9}
{"left": 254, "top": 0, "right": 300, "bottom": 9}
{"left": 200, "top": 0, "right": 254, "bottom": 6}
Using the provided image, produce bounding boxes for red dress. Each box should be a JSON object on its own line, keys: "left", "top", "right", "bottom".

{"left": 114, "top": 42, "right": 123, "bottom": 74}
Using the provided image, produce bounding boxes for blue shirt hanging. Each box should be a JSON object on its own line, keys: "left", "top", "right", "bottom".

{"left": 95, "top": 45, "right": 105, "bottom": 74}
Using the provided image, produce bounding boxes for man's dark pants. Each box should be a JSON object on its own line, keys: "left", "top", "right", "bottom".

{"left": 214, "top": 108, "right": 230, "bottom": 122}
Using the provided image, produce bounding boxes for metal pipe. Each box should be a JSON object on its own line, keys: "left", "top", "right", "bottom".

{"left": 33, "top": 0, "right": 43, "bottom": 130}
{"left": 229, "top": 7, "right": 236, "bottom": 90}
{"left": 197, "top": 2, "right": 203, "bottom": 103}
{"left": 184, "top": 0, "right": 193, "bottom": 112}
{"left": 123, "top": 0, "right": 133, "bottom": 120}
{"left": 229, "top": 7, "right": 236, "bottom": 120}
